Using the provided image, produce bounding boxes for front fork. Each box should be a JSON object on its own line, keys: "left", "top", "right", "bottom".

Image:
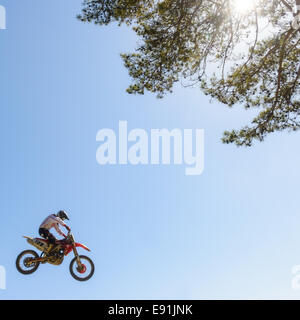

{"left": 72, "top": 245, "right": 83, "bottom": 271}
{"left": 69, "top": 233, "right": 84, "bottom": 272}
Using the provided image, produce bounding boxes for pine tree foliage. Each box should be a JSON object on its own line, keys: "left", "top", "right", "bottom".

{"left": 78, "top": 0, "right": 300, "bottom": 146}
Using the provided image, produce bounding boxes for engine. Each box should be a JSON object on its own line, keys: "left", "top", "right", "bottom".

{"left": 47, "top": 248, "right": 64, "bottom": 265}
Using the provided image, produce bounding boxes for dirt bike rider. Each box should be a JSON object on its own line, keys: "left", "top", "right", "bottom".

{"left": 39, "top": 210, "right": 71, "bottom": 254}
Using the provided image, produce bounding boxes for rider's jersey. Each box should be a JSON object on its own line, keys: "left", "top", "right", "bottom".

{"left": 40, "top": 214, "right": 66, "bottom": 236}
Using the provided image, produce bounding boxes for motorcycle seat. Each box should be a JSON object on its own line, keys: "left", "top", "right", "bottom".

{"left": 35, "top": 238, "right": 66, "bottom": 245}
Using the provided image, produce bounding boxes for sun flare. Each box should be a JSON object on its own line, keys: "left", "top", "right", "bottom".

{"left": 232, "top": 0, "right": 256, "bottom": 14}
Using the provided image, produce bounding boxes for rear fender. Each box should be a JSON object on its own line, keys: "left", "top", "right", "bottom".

{"left": 23, "top": 236, "right": 47, "bottom": 252}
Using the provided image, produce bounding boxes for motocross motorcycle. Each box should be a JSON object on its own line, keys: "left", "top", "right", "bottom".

{"left": 16, "top": 231, "right": 95, "bottom": 281}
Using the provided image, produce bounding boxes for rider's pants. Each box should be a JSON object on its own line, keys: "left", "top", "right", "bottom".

{"left": 39, "top": 228, "right": 56, "bottom": 244}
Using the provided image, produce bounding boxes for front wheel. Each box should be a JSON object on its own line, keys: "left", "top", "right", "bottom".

{"left": 69, "top": 255, "right": 94, "bottom": 281}
{"left": 16, "top": 250, "right": 40, "bottom": 275}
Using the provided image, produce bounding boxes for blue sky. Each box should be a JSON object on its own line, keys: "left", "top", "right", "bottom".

{"left": 1, "top": 0, "right": 300, "bottom": 299}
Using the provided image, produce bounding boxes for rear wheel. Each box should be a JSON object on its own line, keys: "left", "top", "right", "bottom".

{"left": 16, "top": 250, "right": 40, "bottom": 275}
{"left": 69, "top": 255, "right": 94, "bottom": 281}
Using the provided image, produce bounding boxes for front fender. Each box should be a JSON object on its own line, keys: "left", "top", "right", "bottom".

{"left": 75, "top": 243, "right": 91, "bottom": 252}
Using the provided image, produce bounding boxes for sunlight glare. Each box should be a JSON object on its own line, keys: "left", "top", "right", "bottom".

{"left": 232, "top": 0, "right": 256, "bottom": 14}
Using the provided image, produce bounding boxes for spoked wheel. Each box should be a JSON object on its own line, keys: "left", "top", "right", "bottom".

{"left": 16, "top": 250, "right": 40, "bottom": 275}
{"left": 69, "top": 255, "right": 94, "bottom": 281}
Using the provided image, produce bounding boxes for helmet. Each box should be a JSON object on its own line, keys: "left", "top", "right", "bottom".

{"left": 57, "top": 210, "right": 70, "bottom": 221}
